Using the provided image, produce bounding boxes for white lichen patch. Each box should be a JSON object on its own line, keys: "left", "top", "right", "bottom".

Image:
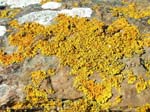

{"left": 41, "top": 1, "right": 62, "bottom": 9}
{"left": 59, "top": 8, "right": 93, "bottom": 17}
{"left": 0, "top": 26, "right": 6, "bottom": 36}
{"left": 18, "top": 8, "right": 93, "bottom": 25}
{"left": 3, "top": 0, "right": 41, "bottom": 8}
{"left": 17, "top": 10, "right": 59, "bottom": 25}
{"left": 0, "top": 0, "right": 6, "bottom": 6}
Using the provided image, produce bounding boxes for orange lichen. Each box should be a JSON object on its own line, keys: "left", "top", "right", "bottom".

{"left": 3, "top": 11, "right": 150, "bottom": 111}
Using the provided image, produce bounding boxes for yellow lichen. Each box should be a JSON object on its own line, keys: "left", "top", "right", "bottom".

{"left": 3, "top": 11, "right": 150, "bottom": 110}
{"left": 112, "top": 3, "right": 150, "bottom": 19}
{"left": 136, "top": 103, "right": 150, "bottom": 112}
{"left": 0, "top": 9, "right": 21, "bottom": 18}
{"left": 31, "top": 70, "right": 47, "bottom": 87}
{"left": 136, "top": 77, "right": 147, "bottom": 93}
{"left": 127, "top": 71, "right": 137, "bottom": 84}
{"left": 148, "top": 19, "right": 150, "bottom": 25}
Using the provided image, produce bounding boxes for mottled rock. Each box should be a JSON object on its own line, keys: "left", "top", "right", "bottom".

{"left": 0, "top": 84, "right": 10, "bottom": 105}
{"left": 0, "top": 26, "right": 6, "bottom": 36}
{"left": 119, "top": 82, "right": 150, "bottom": 107}
{"left": 22, "top": 55, "right": 59, "bottom": 72}
{"left": 41, "top": 2, "right": 62, "bottom": 9}
{"left": 51, "top": 66, "right": 83, "bottom": 99}
{"left": 122, "top": 56, "right": 146, "bottom": 76}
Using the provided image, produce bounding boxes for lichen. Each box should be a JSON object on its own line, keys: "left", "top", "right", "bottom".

{"left": 136, "top": 77, "right": 147, "bottom": 93}
{"left": 136, "top": 103, "right": 150, "bottom": 112}
{"left": 0, "top": 9, "right": 21, "bottom": 18}
{"left": 2, "top": 10, "right": 150, "bottom": 111}
{"left": 112, "top": 3, "right": 150, "bottom": 19}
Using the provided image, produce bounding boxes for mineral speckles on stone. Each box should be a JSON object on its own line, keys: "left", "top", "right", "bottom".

{"left": 41, "top": 1, "right": 62, "bottom": 9}
{"left": 0, "top": 26, "right": 6, "bottom": 36}
{"left": 59, "top": 8, "right": 93, "bottom": 17}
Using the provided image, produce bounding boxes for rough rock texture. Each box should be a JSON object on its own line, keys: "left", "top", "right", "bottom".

{"left": 50, "top": 66, "right": 83, "bottom": 99}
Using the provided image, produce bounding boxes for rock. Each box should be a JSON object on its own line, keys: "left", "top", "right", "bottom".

{"left": 59, "top": 8, "right": 93, "bottom": 17}
{"left": 0, "top": 84, "right": 10, "bottom": 105}
{"left": 17, "top": 10, "right": 59, "bottom": 25}
{"left": 5, "top": 0, "right": 41, "bottom": 8}
{"left": 41, "top": 2, "right": 62, "bottom": 9}
{"left": 119, "top": 82, "right": 150, "bottom": 108}
{"left": 22, "top": 55, "right": 59, "bottom": 72}
{"left": 0, "top": 26, "right": 6, "bottom": 36}
{"left": 50, "top": 66, "right": 83, "bottom": 99}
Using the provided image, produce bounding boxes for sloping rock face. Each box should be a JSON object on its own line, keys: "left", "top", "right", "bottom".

{"left": 0, "top": 0, "right": 150, "bottom": 111}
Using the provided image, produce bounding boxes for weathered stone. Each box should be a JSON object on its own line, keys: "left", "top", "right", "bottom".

{"left": 22, "top": 55, "right": 59, "bottom": 72}
{"left": 51, "top": 66, "right": 83, "bottom": 99}
{"left": 119, "top": 82, "right": 150, "bottom": 107}
{"left": 0, "top": 84, "right": 10, "bottom": 105}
